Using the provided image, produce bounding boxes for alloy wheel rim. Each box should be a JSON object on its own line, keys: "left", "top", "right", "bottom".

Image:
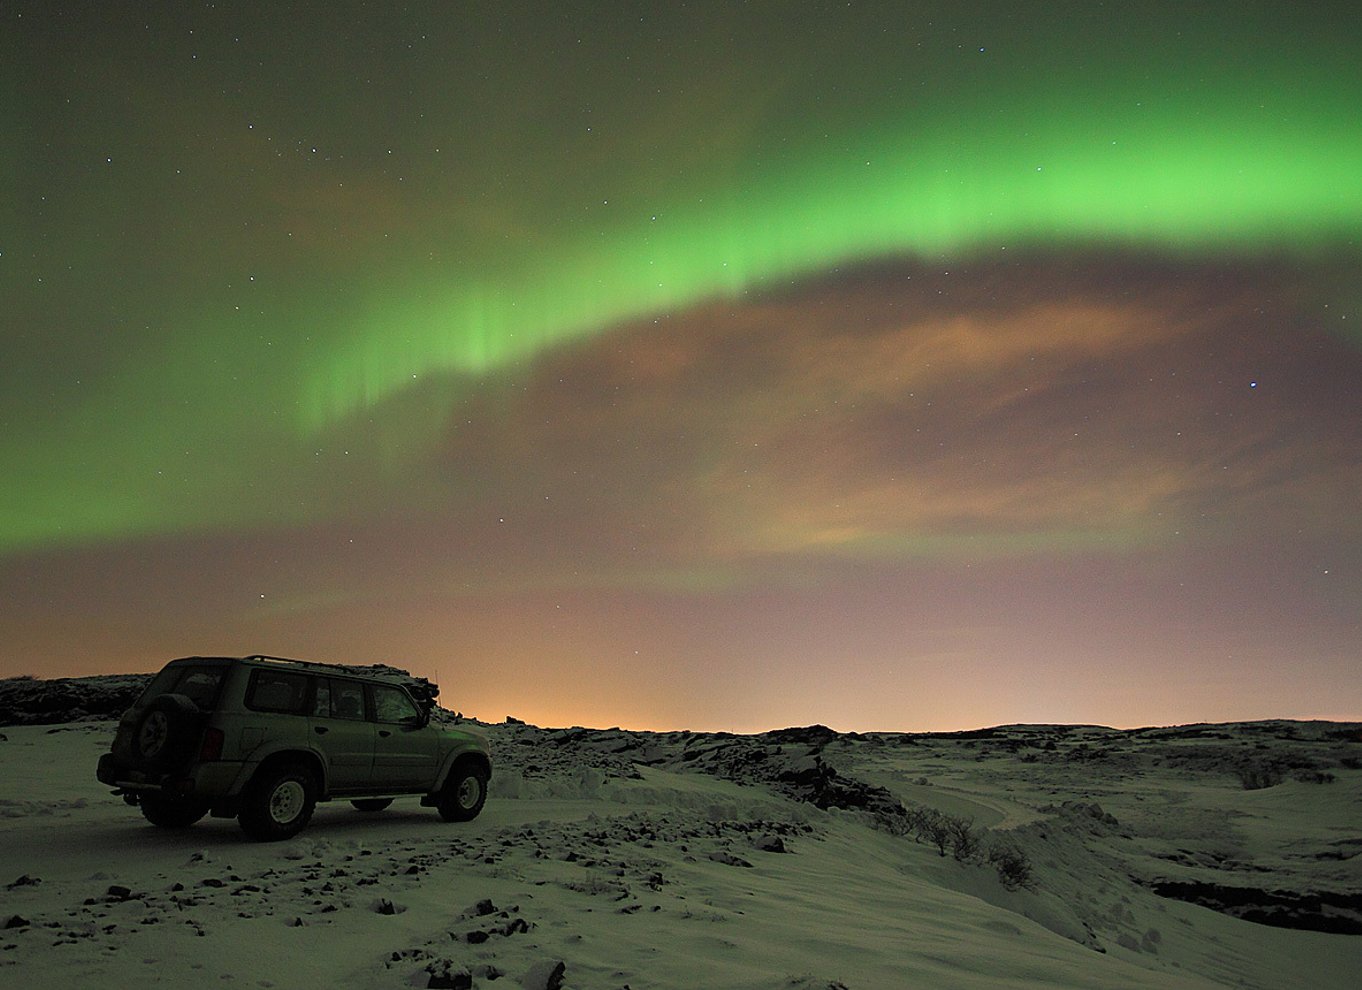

{"left": 457, "top": 776, "right": 481, "bottom": 809}
{"left": 269, "top": 780, "right": 305, "bottom": 824}
{"left": 138, "top": 712, "right": 169, "bottom": 756}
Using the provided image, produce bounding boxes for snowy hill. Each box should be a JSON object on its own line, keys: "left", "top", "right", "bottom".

{"left": 1, "top": 675, "right": 1359, "bottom": 988}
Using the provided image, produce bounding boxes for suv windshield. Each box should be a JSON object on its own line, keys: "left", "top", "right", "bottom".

{"left": 372, "top": 683, "right": 421, "bottom": 723}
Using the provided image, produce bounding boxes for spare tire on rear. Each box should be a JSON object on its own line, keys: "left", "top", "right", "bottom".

{"left": 132, "top": 694, "right": 205, "bottom": 771}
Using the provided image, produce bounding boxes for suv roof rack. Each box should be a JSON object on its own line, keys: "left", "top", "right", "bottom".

{"left": 167, "top": 654, "right": 438, "bottom": 703}
{"left": 246, "top": 655, "right": 439, "bottom": 702}
{"left": 249, "top": 654, "right": 379, "bottom": 672}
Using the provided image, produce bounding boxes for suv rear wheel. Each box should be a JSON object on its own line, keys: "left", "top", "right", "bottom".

{"left": 238, "top": 762, "right": 317, "bottom": 841}
{"left": 140, "top": 794, "right": 210, "bottom": 829}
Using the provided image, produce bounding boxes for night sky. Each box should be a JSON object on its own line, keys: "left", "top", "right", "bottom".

{"left": 3, "top": 2, "right": 1359, "bottom": 731}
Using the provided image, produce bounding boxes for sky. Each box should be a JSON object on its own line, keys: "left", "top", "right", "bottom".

{"left": 2, "top": 1, "right": 1359, "bottom": 731}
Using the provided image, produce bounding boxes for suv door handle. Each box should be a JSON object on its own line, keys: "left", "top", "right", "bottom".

{"left": 378, "top": 729, "right": 391, "bottom": 738}
{"left": 314, "top": 726, "right": 328, "bottom": 735}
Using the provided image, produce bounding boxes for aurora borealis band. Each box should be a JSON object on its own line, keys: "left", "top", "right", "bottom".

{"left": 3, "top": 2, "right": 1360, "bottom": 730}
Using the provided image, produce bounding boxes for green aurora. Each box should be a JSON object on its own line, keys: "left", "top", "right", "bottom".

{"left": 3, "top": 2, "right": 1362, "bottom": 730}
{"left": 305, "top": 85, "right": 1362, "bottom": 428}
{"left": 3, "top": 1, "right": 1361, "bottom": 553}
{"left": 301, "top": 3, "right": 1362, "bottom": 426}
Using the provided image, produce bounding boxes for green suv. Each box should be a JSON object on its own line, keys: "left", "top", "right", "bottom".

{"left": 96, "top": 655, "right": 491, "bottom": 841}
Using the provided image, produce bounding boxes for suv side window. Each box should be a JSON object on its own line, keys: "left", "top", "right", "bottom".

{"left": 311, "top": 679, "right": 331, "bottom": 717}
{"left": 176, "top": 668, "right": 226, "bottom": 709}
{"left": 245, "top": 670, "right": 309, "bottom": 714}
{"left": 371, "top": 684, "right": 420, "bottom": 724}
{"left": 325, "top": 679, "right": 367, "bottom": 721}
{"left": 137, "top": 665, "right": 225, "bottom": 709}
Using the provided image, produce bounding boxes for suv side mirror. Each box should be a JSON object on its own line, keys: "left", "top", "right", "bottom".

{"left": 402, "top": 710, "right": 429, "bottom": 730}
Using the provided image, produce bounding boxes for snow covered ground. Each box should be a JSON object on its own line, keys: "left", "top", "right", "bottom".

{"left": 2, "top": 694, "right": 1360, "bottom": 988}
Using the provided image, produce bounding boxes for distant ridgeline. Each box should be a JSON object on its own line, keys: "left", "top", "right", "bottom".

{"left": 0, "top": 673, "right": 152, "bottom": 726}
{"left": 0, "top": 665, "right": 440, "bottom": 727}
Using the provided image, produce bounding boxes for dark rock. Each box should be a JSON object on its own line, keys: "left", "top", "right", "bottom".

{"left": 0, "top": 665, "right": 442, "bottom": 727}
{"left": 200, "top": 878, "right": 226, "bottom": 888}
{"left": 1146, "top": 879, "right": 1362, "bottom": 935}
{"left": 1039, "top": 801, "right": 1120, "bottom": 830}
{"left": 0, "top": 673, "right": 152, "bottom": 727}
{"left": 764, "top": 725, "right": 840, "bottom": 747}
{"left": 6, "top": 875, "right": 40, "bottom": 890}
{"left": 467, "top": 898, "right": 496, "bottom": 917}
{"left": 4, "top": 916, "right": 29, "bottom": 930}
{"left": 374, "top": 898, "right": 399, "bottom": 915}
{"left": 424, "top": 962, "right": 473, "bottom": 989}
{"left": 751, "top": 834, "right": 787, "bottom": 853}
{"left": 707, "top": 850, "right": 754, "bottom": 868}
{"left": 106, "top": 885, "right": 133, "bottom": 901}
{"left": 522, "top": 960, "right": 566, "bottom": 990}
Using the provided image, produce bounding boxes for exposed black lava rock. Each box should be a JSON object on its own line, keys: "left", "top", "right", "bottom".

{"left": 523, "top": 959, "right": 566, "bottom": 990}
{"left": 751, "top": 834, "right": 787, "bottom": 853}
{"left": 1145, "top": 879, "right": 1362, "bottom": 935}
{"left": 0, "top": 674, "right": 152, "bottom": 726}
{"left": 423, "top": 962, "right": 473, "bottom": 989}
{"left": 0, "top": 664, "right": 444, "bottom": 727}
{"left": 763, "top": 724, "right": 840, "bottom": 747}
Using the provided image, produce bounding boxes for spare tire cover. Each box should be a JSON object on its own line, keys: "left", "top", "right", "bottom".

{"left": 132, "top": 693, "right": 204, "bottom": 771}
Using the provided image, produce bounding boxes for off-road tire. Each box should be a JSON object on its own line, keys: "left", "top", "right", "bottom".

{"left": 131, "top": 694, "right": 204, "bottom": 772}
{"left": 436, "top": 763, "right": 488, "bottom": 822}
{"left": 350, "top": 798, "right": 393, "bottom": 812}
{"left": 139, "top": 794, "right": 210, "bottom": 829}
{"left": 238, "top": 762, "right": 317, "bottom": 841}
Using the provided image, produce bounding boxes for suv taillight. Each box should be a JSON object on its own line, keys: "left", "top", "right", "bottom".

{"left": 198, "top": 727, "right": 225, "bottom": 762}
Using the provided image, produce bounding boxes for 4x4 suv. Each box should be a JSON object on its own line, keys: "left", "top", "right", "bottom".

{"left": 96, "top": 655, "right": 491, "bottom": 841}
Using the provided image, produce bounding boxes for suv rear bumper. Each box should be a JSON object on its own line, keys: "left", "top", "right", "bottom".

{"left": 98, "top": 753, "right": 245, "bottom": 797}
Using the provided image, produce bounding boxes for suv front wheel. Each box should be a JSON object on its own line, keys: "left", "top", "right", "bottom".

{"left": 238, "top": 762, "right": 317, "bottom": 841}
{"left": 437, "top": 763, "right": 488, "bottom": 822}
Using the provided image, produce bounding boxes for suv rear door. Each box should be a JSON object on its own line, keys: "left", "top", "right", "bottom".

{"left": 241, "top": 667, "right": 313, "bottom": 760}
{"left": 308, "top": 677, "right": 376, "bottom": 791}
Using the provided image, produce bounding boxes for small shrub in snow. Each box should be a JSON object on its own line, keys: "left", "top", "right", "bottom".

{"left": 1237, "top": 764, "right": 1283, "bottom": 790}
{"left": 987, "top": 841, "right": 1034, "bottom": 890}
{"left": 887, "top": 803, "right": 1036, "bottom": 889}
{"left": 1292, "top": 770, "right": 1335, "bottom": 784}
{"left": 946, "top": 815, "right": 982, "bottom": 861}
{"left": 904, "top": 806, "right": 951, "bottom": 856}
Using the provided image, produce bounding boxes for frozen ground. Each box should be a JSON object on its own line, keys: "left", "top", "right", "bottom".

{"left": 1, "top": 684, "right": 1360, "bottom": 988}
